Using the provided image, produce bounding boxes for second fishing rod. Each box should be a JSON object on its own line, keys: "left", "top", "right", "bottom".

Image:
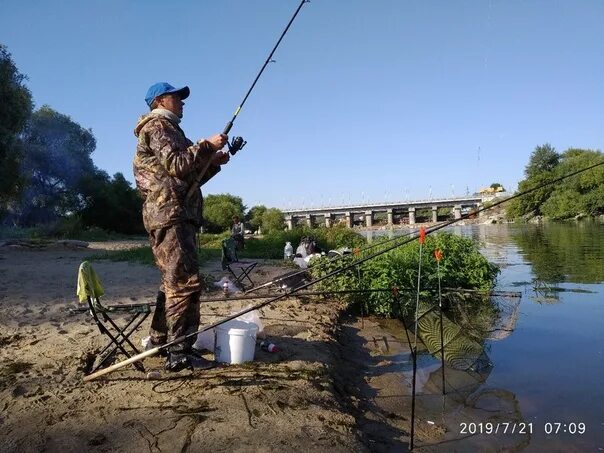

{"left": 244, "top": 159, "right": 604, "bottom": 295}
{"left": 186, "top": 0, "right": 309, "bottom": 201}
{"left": 84, "top": 159, "right": 603, "bottom": 382}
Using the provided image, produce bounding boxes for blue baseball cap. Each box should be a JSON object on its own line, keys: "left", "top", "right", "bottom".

{"left": 145, "top": 82, "right": 190, "bottom": 107}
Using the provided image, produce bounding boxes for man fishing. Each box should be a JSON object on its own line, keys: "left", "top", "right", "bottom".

{"left": 133, "top": 82, "right": 229, "bottom": 371}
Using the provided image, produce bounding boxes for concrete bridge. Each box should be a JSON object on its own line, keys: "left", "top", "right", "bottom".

{"left": 282, "top": 196, "right": 483, "bottom": 229}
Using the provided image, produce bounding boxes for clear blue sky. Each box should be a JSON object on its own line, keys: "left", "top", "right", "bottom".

{"left": 2, "top": 0, "right": 602, "bottom": 210}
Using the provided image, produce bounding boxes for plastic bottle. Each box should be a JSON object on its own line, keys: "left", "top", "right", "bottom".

{"left": 260, "top": 341, "right": 279, "bottom": 353}
{"left": 284, "top": 241, "right": 293, "bottom": 260}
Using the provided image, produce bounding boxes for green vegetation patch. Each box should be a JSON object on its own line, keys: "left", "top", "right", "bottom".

{"left": 237, "top": 225, "right": 366, "bottom": 260}
{"left": 507, "top": 145, "right": 604, "bottom": 220}
{"left": 312, "top": 232, "right": 499, "bottom": 317}
{"left": 90, "top": 226, "right": 365, "bottom": 266}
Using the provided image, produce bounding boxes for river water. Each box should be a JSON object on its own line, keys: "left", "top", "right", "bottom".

{"left": 359, "top": 222, "right": 604, "bottom": 451}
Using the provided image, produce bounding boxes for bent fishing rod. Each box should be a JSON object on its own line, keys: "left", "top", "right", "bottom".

{"left": 84, "top": 159, "right": 603, "bottom": 382}
{"left": 245, "top": 158, "right": 604, "bottom": 295}
{"left": 186, "top": 0, "right": 309, "bottom": 201}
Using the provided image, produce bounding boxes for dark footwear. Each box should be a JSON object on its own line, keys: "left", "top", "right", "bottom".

{"left": 164, "top": 352, "right": 191, "bottom": 372}
{"left": 188, "top": 355, "right": 216, "bottom": 370}
{"left": 164, "top": 352, "right": 215, "bottom": 372}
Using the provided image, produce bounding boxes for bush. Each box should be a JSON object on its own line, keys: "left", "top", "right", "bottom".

{"left": 261, "top": 208, "right": 284, "bottom": 233}
{"left": 311, "top": 232, "right": 499, "bottom": 317}
{"left": 203, "top": 194, "right": 245, "bottom": 233}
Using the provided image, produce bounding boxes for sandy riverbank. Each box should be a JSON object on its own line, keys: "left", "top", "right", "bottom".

{"left": 0, "top": 241, "right": 442, "bottom": 452}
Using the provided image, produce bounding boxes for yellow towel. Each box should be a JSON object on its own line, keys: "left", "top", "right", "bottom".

{"left": 76, "top": 261, "right": 105, "bottom": 303}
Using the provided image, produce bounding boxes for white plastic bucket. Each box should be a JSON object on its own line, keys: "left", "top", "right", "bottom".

{"left": 214, "top": 320, "right": 259, "bottom": 364}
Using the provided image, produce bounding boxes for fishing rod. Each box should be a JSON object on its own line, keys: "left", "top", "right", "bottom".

{"left": 83, "top": 226, "right": 442, "bottom": 382}
{"left": 186, "top": 0, "right": 309, "bottom": 201}
{"left": 245, "top": 158, "right": 604, "bottom": 294}
{"left": 70, "top": 287, "right": 520, "bottom": 315}
{"left": 84, "top": 159, "right": 603, "bottom": 381}
{"left": 200, "top": 287, "right": 521, "bottom": 303}
{"left": 244, "top": 229, "right": 417, "bottom": 295}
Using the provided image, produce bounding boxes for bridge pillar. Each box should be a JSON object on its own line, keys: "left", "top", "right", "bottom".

{"left": 454, "top": 205, "right": 462, "bottom": 219}
{"left": 432, "top": 206, "right": 438, "bottom": 223}
{"left": 285, "top": 215, "right": 293, "bottom": 231}
{"left": 305, "top": 214, "right": 312, "bottom": 227}
{"left": 345, "top": 212, "right": 352, "bottom": 228}
{"left": 387, "top": 209, "right": 393, "bottom": 225}
{"left": 365, "top": 211, "right": 373, "bottom": 228}
{"left": 408, "top": 207, "right": 416, "bottom": 225}
{"left": 324, "top": 213, "right": 332, "bottom": 228}
{"left": 476, "top": 203, "right": 484, "bottom": 217}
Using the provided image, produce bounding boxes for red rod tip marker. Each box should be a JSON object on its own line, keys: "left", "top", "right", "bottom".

{"left": 419, "top": 227, "right": 426, "bottom": 245}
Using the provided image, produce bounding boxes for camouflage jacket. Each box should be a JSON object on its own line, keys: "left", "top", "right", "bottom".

{"left": 133, "top": 113, "right": 220, "bottom": 232}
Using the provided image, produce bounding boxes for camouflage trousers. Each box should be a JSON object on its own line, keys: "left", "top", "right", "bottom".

{"left": 148, "top": 222, "right": 201, "bottom": 352}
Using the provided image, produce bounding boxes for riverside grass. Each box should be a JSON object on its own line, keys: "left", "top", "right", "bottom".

{"left": 92, "top": 226, "right": 366, "bottom": 265}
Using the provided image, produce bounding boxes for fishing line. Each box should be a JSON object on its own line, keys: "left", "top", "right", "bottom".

{"left": 244, "top": 228, "right": 417, "bottom": 295}
{"left": 187, "top": 0, "right": 309, "bottom": 200}
{"left": 246, "top": 159, "right": 604, "bottom": 295}
{"left": 223, "top": 0, "right": 308, "bottom": 136}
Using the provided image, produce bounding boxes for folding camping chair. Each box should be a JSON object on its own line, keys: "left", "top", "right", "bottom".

{"left": 76, "top": 261, "right": 151, "bottom": 374}
{"left": 221, "top": 237, "right": 257, "bottom": 289}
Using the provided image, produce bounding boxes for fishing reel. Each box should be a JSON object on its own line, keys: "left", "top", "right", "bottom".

{"left": 227, "top": 136, "right": 247, "bottom": 156}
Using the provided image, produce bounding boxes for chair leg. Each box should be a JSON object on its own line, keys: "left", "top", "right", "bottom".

{"left": 227, "top": 263, "right": 257, "bottom": 290}
{"left": 91, "top": 313, "right": 149, "bottom": 373}
{"left": 244, "top": 263, "right": 257, "bottom": 287}
{"left": 227, "top": 267, "right": 246, "bottom": 290}
{"left": 239, "top": 263, "right": 257, "bottom": 288}
{"left": 96, "top": 313, "right": 144, "bottom": 358}
{"left": 104, "top": 314, "right": 145, "bottom": 354}
{"left": 91, "top": 325, "right": 145, "bottom": 374}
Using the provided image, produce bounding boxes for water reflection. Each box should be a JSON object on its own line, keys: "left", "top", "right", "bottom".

{"left": 509, "top": 221, "right": 604, "bottom": 284}
{"left": 449, "top": 221, "right": 604, "bottom": 284}
{"left": 365, "top": 221, "right": 604, "bottom": 284}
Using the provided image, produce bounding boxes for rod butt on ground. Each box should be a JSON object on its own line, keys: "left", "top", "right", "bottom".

{"left": 83, "top": 347, "right": 160, "bottom": 382}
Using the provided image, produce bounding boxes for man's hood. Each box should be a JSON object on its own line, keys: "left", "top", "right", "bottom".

{"left": 134, "top": 109, "right": 180, "bottom": 137}
{"left": 134, "top": 113, "right": 158, "bottom": 137}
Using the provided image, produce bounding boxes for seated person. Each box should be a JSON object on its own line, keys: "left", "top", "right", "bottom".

{"left": 231, "top": 215, "right": 245, "bottom": 250}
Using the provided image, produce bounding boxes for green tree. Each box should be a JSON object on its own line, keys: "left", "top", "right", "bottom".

{"left": 261, "top": 208, "right": 284, "bottom": 233}
{"left": 489, "top": 182, "right": 505, "bottom": 191}
{"left": 78, "top": 171, "right": 144, "bottom": 234}
{"left": 203, "top": 193, "right": 245, "bottom": 233}
{"left": 246, "top": 205, "right": 267, "bottom": 232}
{"left": 540, "top": 148, "right": 604, "bottom": 219}
{"left": 525, "top": 143, "right": 559, "bottom": 178}
{"left": 0, "top": 44, "right": 33, "bottom": 219}
{"left": 507, "top": 143, "right": 560, "bottom": 218}
{"left": 12, "top": 106, "right": 96, "bottom": 225}
{"left": 507, "top": 172, "right": 555, "bottom": 218}
{"left": 508, "top": 145, "right": 603, "bottom": 220}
